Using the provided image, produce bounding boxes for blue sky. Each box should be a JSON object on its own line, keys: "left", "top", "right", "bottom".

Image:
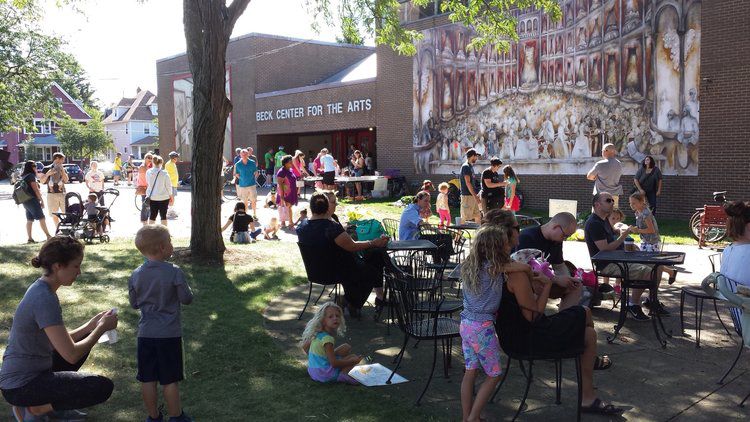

{"left": 42, "top": 0, "right": 347, "bottom": 106}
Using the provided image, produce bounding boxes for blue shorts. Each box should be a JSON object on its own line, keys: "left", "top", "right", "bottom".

{"left": 22, "top": 200, "right": 45, "bottom": 221}
{"left": 113, "top": 170, "right": 121, "bottom": 176}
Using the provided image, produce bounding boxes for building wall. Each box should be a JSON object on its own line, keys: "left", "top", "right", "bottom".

{"left": 157, "top": 34, "right": 375, "bottom": 155}
{"left": 374, "top": 0, "right": 750, "bottom": 219}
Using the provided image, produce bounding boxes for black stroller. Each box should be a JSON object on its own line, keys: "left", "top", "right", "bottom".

{"left": 54, "top": 188, "right": 119, "bottom": 243}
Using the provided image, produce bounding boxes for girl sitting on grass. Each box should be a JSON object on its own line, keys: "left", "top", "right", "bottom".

{"left": 300, "top": 302, "right": 360, "bottom": 385}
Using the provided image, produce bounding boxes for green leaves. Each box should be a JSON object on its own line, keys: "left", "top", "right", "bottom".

{"left": 0, "top": 2, "right": 94, "bottom": 132}
{"left": 306, "top": 0, "right": 561, "bottom": 55}
{"left": 57, "top": 107, "right": 112, "bottom": 159}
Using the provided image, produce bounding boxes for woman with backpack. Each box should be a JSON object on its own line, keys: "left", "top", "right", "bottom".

{"left": 17, "top": 161, "right": 52, "bottom": 243}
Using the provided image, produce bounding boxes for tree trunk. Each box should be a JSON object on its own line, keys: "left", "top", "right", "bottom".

{"left": 183, "top": 0, "right": 251, "bottom": 263}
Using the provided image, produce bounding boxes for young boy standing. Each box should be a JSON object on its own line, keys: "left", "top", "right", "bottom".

{"left": 129, "top": 225, "right": 194, "bottom": 422}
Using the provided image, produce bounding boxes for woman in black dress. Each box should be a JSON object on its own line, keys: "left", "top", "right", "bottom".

{"left": 297, "top": 192, "right": 389, "bottom": 318}
{"left": 484, "top": 209, "right": 623, "bottom": 415}
{"left": 633, "top": 155, "right": 662, "bottom": 214}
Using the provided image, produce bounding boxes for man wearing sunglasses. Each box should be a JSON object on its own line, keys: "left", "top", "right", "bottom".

{"left": 584, "top": 192, "right": 666, "bottom": 320}
{"left": 516, "top": 212, "right": 584, "bottom": 310}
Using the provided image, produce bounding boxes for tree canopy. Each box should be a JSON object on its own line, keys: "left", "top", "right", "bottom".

{"left": 56, "top": 107, "right": 112, "bottom": 159}
{"left": 0, "top": 1, "right": 96, "bottom": 132}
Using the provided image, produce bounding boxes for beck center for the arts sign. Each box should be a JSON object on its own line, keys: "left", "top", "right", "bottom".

{"left": 256, "top": 98, "right": 373, "bottom": 122}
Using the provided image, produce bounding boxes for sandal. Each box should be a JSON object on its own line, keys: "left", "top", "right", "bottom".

{"left": 581, "top": 398, "right": 624, "bottom": 415}
{"left": 594, "top": 355, "right": 612, "bottom": 370}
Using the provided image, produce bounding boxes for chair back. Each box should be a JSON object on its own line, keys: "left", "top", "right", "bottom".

{"left": 720, "top": 275, "right": 744, "bottom": 337}
{"left": 297, "top": 242, "right": 339, "bottom": 285}
{"left": 418, "top": 225, "right": 466, "bottom": 266}
{"left": 702, "top": 205, "right": 728, "bottom": 227}
{"left": 708, "top": 253, "right": 722, "bottom": 273}
{"left": 385, "top": 265, "right": 442, "bottom": 337}
{"left": 382, "top": 218, "right": 400, "bottom": 241}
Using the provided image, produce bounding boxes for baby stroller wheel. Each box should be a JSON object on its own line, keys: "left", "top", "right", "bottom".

{"left": 101, "top": 235, "right": 110, "bottom": 243}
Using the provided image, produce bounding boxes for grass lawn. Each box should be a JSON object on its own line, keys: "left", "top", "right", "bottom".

{"left": 0, "top": 241, "right": 444, "bottom": 421}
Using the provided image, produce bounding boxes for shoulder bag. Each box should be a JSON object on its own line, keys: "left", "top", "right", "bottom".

{"left": 143, "top": 170, "right": 161, "bottom": 207}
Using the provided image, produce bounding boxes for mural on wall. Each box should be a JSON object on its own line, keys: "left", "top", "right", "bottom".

{"left": 173, "top": 71, "right": 233, "bottom": 160}
{"left": 413, "top": 0, "right": 701, "bottom": 176}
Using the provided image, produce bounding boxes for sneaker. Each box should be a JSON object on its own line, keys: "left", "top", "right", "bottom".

{"left": 271, "top": 234, "right": 279, "bottom": 240}
{"left": 168, "top": 412, "right": 192, "bottom": 422}
{"left": 146, "top": 413, "right": 163, "bottom": 422}
{"left": 627, "top": 305, "right": 651, "bottom": 321}
{"left": 643, "top": 298, "right": 671, "bottom": 316}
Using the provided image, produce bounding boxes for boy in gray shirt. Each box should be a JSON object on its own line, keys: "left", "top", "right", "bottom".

{"left": 129, "top": 225, "right": 193, "bottom": 422}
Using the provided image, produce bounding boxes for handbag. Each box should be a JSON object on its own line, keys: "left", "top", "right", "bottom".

{"left": 353, "top": 219, "right": 385, "bottom": 241}
{"left": 143, "top": 170, "right": 161, "bottom": 207}
{"left": 12, "top": 178, "right": 34, "bottom": 205}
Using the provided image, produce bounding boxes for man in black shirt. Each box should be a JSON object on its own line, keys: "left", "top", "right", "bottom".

{"left": 517, "top": 212, "right": 583, "bottom": 309}
{"left": 480, "top": 157, "right": 506, "bottom": 211}
{"left": 460, "top": 148, "right": 481, "bottom": 223}
{"left": 584, "top": 192, "right": 668, "bottom": 320}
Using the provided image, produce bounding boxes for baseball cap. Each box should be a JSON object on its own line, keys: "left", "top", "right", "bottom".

{"left": 466, "top": 148, "right": 480, "bottom": 158}
{"left": 169, "top": 151, "right": 179, "bottom": 158}
{"left": 278, "top": 146, "right": 285, "bottom": 150}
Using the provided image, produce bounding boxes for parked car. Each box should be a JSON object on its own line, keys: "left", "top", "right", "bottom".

{"left": 12, "top": 162, "right": 45, "bottom": 184}
{"left": 97, "top": 161, "right": 115, "bottom": 180}
{"left": 43, "top": 162, "right": 81, "bottom": 183}
{"left": 63, "top": 164, "right": 83, "bottom": 182}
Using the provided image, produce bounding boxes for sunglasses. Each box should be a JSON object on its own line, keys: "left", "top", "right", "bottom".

{"left": 603, "top": 198, "right": 614, "bottom": 204}
{"left": 558, "top": 225, "right": 571, "bottom": 239}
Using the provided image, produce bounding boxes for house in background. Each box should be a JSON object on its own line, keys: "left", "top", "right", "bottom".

{"left": 0, "top": 82, "right": 92, "bottom": 164}
{"left": 103, "top": 88, "right": 158, "bottom": 160}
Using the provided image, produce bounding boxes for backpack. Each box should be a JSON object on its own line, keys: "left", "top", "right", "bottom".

{"left": 12, "top": 177, "right": 34, "bottom": 205}
{"left": 353, "top": 219, "right": 385, "bottom": 241}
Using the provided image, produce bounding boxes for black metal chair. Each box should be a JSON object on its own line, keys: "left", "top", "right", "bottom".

{"left": 712, "top": 275, "right": 750, "bottom": 407}
{"left": 679, "top": 253, "right": 732, "bottom": 347}
{"left": 384, "top": 267, "right": 460, "bottom": 405}
{"left": 489, "top": 301, "right": 583, "bottom": 421}
{"left": 382, "top": 217, "right": 399, "bottom": 240}
{"left": 296, "top": 242, "right": 341, "bottom": 320}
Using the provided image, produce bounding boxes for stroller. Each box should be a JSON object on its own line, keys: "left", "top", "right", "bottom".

{"left": 54, "top": 188, "right": 120, "bottom": 243}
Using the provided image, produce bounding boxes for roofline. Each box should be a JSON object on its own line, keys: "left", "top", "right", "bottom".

{"left": 255, "top": 77, "right": 376, "bottom": 99}
{"left": 51, "top": 82, "right": 92, "bottom": 119}
{"left": 157, "top": 32, "right": 375, "bottom": 63}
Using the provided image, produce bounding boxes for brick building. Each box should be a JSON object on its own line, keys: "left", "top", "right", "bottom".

{"left": 157, "top": 0, "right": 749, "bottom": 219}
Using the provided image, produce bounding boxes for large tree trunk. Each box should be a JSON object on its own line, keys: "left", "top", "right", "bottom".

{"left": 183, "top": 0, "right": 251, "bottom": 263}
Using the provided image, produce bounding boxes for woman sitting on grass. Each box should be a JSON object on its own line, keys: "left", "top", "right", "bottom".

{"left": 300, "top": 302, "right": 360, "bottom": 385}
{"left": 222, "top": 202, "right": 262, "bottom": 243}
{"left": 0, "top": 236, "right": 118, "bottom": 421}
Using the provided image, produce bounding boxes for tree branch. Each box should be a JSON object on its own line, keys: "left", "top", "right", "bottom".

{"left": 225, "top": 0, "right": 252, "bottom": 32}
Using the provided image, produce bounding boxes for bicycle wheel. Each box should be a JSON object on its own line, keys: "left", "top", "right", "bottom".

{"left": 223, "top": 182, "right": 238, "bottom": 201}
{"left": 134, "top": 194, "right": 142, "bottom": 211}
{"left": 689, "top": 211, "right": 701, "bottom": 240}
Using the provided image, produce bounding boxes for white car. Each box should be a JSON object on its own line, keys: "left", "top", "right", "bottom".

{"left": 97, "top": 161, "right": 115, "bottom": 180}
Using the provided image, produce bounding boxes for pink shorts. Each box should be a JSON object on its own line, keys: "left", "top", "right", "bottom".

{"left": 460, "top": 319, "right": 502, "bottom": 377}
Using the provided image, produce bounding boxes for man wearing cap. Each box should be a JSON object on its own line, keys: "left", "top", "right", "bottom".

{"left": 165, "top": 151, "right": 180, "bottom": 218}
{"left": 235, "top": 149, "right": 259, "bottom": 216}
{"left": 460, "top": 148, "right": 482, "bottom": 223}
{"left": 233, "top": 147, "right": 242, "bottom": 165}
{"left": 586, "top": 143, "right": 623, "bottom": 207}
{"left": 273, "top": 146, "right": 286, "bottom": 185}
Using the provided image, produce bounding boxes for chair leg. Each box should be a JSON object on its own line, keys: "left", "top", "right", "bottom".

{"left": 490, "top": 358, "right": 512, "bottom": 403}
{"left": 415, "top": 336, "right": 440, "bottom": 406}
{"left": 718, "top": 342, "right": 744, "bottom": 384}
{"left": 575, "top": 357, "right": 582, "bottom": 422}
{"left": 312, "top": 285, "right": 327, "bottom": 306}
{"left": 513, "top": 360, "right": 534, "bottom": 421}
{"left": 555, "top": 359, "right": 562, "bottom": 405}
{"left": 388, "top": 335, "right": 409, "bottom": 384}
{"left": 679, "top": 290, "right": 686, "bottom": 335}
{"left": 695, "top": 297, "right": 704, "bottom": 348}
{"left": 712, "top": 299, "right": 733, "bottom": 338}
{"left": 740, "top": 389, "right": 750, "bottom": 407}
{"left": 297, "top": 282, "right": 314, "bottom": 320}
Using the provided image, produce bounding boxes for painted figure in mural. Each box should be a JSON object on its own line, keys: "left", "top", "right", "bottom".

{"left": 592, "top": 0, "right": 602, "bottom": 10}
{"left": 521, "top": 45, "right": 538, "bottom": 87}
{"left": 604, "top": 7, "right": 619, "bottom": 40}
{"left": 474, "top": 135, "right": 487, "bottom": 157}
{"left": 571, "top": 122, "right": 592, "bottom": 158}
{"left": 624, "top": 47, "right": 640, "bottom": 97}
{"left": 605, "top": 54, "right": 618, "bottom": 95}
{"left": 590, "top": 57, "right": 601, "bottom": 91}
{"left": 450, "top": 138, "right": 462, "bottom": 161}
{"left": 539, "top": 114, "right": 555, "bottom": 152}
{"left": 577, "top": 27, "right": 587, "bottom": 50}
{"left": 626, "top": 136, "right": 647, "bottom": 164}
{"left": 554, "top": 117, "right": 570, "bottom": 158}
{"left": 576, "top": 60, "right": 586, "bottom": 86}
{"left": 624, "top": 0, "right": 641, "bottom": 33}
{"left": 487, "top": 124, "right": 498, "bottom": 156}
{"left": 679, "top": 104, "right": 699, "bottom": 145}
{"left": 440, "top": 139, "right": 449, "bottom": 161}
{"left": 442, "top": 69, "right": 453, "bottom": 120}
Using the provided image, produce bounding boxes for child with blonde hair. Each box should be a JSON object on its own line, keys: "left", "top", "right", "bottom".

{"left": 300, "top": 302, "right": 360, "bottom": 384}
{"left": 460, "top": 224, "right": 529, "bottom": 422}
{"left": 436, "top": 182, "right": 451, "bottom": 228}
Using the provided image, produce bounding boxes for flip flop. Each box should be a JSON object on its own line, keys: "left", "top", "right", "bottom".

{"left": 594, "top": 355, "right": 612, "bottom": 370}
{"left": 581, "top": 398, "right": 625, "bottom": 415}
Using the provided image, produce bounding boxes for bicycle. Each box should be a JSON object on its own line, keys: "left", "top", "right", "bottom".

{"left": 689, "top": 191, "right": 728, "bottom": 242}
{"left": 222, "top": 165, "right": 238, "bottom": 201}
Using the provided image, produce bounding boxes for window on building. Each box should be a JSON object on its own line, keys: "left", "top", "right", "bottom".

{"left": 125, "top": 125, "right": 129, "bottom": 135}
{"left": 33, "top": 119, "right": 53, "bottom": 135}
{"left": 124, "top": 147, "right": 128, "bottom": 153}
{"left": 418, "top": 0, "right": 436, "bottom": 19}
{"left": 144, "top": 125, "right": 150, "bottom": 135}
